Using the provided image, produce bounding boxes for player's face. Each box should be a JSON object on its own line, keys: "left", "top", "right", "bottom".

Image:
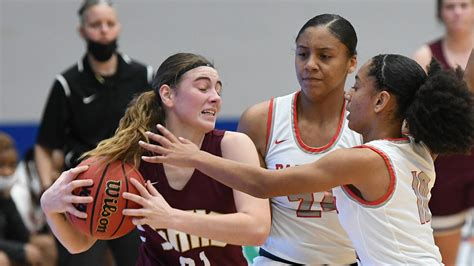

{"left": 295, "top": 26, "right": 356, "bottom": 101}
{"left": 171, "top": 66, "right": 222, "bottom": 133}
{"left": 441, "top": 0, "right": 474, "bottom": 33}
{"left": 345, "top": 60, "right": 378, "bottom": 135}
{"left": 0, "top": 149, "right": 18, "bottom": 177}
{"left": 80, "top": 4, "right": 121, "bottom": 44}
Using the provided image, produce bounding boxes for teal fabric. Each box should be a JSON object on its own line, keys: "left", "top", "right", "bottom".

{"left": 243, "top": 246, "right": 259, "bottom": 265}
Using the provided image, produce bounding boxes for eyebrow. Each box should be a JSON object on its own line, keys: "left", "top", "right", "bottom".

{"left": 194, "top": 76, "right": 222, "bottom": 87}
{"left": 296, "top": 45, "right": 335, "bottom": 51}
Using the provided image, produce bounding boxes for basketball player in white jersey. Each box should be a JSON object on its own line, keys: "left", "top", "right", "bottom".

{"left": 231, "top": 14, "right": 361, "bottom": 264}
{"left": 139, "top": 51, "right": 474, "bottom": 264}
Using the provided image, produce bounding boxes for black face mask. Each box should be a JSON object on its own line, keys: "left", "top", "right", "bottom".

{"left": 86, "top": 39, "right": 118, "bottom": 62}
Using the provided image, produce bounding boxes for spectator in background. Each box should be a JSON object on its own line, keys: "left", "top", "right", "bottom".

{"left": 413, "top": 0, "right": 474, "bottom": 264}
{"left": 10, "top": 147, "right": 57, "bottom": 265}
{"left": 0, "top": 132, "right": 55, "bottom": 266}
{"left": 12, "top": 148, "right": 48, "bottom": 234}
{"left": 35, "top": 0, "right": 153, "bottom": 265}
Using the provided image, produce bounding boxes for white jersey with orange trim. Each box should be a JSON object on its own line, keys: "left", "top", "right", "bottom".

{"left": 333, "top": 138, "right": 442, "bottom": 265}
{"left": 260, "top": 91, "right": 362, "bottom": 264}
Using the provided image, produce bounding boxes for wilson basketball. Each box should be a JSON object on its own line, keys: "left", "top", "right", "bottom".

{"left": 66, "top": 157, "right": 145, "bottom": 240}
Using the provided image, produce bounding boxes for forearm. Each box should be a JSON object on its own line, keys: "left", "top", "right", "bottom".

{"left": 192, "top": 151, "right": 271, "bottom": 198}
{"left": 192, "top": 150, "right": 346, "bottom": 198}
{"left": 168, "top": 209, "right": 267, "bottom": 246}
{"left": 44, "top": 212, "right": 95, "bottom": 253}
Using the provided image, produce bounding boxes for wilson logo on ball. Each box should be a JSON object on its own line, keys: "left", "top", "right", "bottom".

{"left": 96, "top": 180, "right": 121, "bottom": 233}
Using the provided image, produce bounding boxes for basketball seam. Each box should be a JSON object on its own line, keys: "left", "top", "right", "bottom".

{"left": 110, "top": 162, "right": 129, "bottom": 238}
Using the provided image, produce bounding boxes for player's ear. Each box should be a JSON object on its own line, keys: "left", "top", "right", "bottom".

{"left": 348, "top": 55, "right": 357, "bottom": 74}
{"left": 78, "top": 25, "right": 86, "bottom": 39}
{"left": 374, "top": 90, "right": 391, "bottom": 113}
{"left": 159, "top": 85, "right": 174, "bottom": 107}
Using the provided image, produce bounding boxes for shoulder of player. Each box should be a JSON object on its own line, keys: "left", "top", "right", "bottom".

{"left": 221, "top": 131, "right": 253, "bottom": 146}
{"left": 412, "top": 45, "right": 433, "bottom": 72}
{"left": 237, "top": 100, "right": 271, "bottom": 138}
{"left": 240, "top": 100, "right": 271, "bottom": 123}
{"left": 220, "top": 131, "right": 259, "bottom": 164}
{"left": 237, "top": 100, "right": 272, "bottom": 153}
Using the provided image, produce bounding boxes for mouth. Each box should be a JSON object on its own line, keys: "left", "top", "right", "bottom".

{"left": 303, "top": 77, "right": 322, "bottom": 81}
{"left": 201, "top": 109, "right": 217, "bottom": 116}
{"left": 302, "top": 77, "right": 323, "bottom": 85}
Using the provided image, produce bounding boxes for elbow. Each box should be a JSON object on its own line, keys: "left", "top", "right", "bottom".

{"left": 252, "top": 225, "right": 271, "bottom": 246}
{"left": 245, "top": 223, "right": 270, "bottom": 246}
{"left": 242, "top": 213, "right": 271, "bottom": 246}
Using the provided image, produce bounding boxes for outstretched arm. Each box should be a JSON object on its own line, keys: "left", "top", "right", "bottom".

{"left": 139, "top": 125, "right": 379, "bottom": 198}
{"left": 40, "top": 166, "right": 97, "bottom": 253}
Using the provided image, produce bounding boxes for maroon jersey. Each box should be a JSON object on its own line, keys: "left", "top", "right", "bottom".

{"left": 428, "top": 39, "right": 450, "bottom": 69}
{"left": 136, "top": 130, "right": 247, "bottom": 266}
{"left": 428, "top": 39, "right": 474, "bottom": 216}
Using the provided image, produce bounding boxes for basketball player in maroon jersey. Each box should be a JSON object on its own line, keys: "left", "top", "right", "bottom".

{"left": 413, "top": 1, "right": 474, "bottom": 264}
{"left": 40, "top": 53, "right": 270, "bottom": 265}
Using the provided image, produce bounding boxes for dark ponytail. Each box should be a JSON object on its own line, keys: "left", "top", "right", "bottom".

{"left": 406, "top": 60, "right": 474, "bottom": 154}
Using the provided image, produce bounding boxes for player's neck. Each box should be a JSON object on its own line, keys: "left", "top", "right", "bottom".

{"left": 164, "top": 119, "right": 207, "bottom": 148}
{"left": 88, "top": 53, "right": 118, "bottom": 77}
{"left": 362, "top": 121, "right": 403, "bottom": 144}
{"left": 297, "top": 89, "right": 345, "bottom": 125}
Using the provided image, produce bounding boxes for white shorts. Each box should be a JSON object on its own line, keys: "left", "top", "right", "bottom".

{"left": 431, "top": 210, "right": 468, "bottom": 235}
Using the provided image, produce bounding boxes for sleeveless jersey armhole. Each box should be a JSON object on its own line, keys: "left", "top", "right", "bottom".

{"left": 264, "top": 97, "right": 275, "bottom": 156}
{"left": 342, "top": 145, "right": 396, "bottom": 207}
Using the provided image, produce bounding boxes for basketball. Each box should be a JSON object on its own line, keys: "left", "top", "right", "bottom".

{"left": 66, "top": 157, "right": 145, "bottom": 240}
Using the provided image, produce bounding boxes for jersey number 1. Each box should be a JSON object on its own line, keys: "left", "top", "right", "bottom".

{"left": 411, "top": 171, "right": 432, "bottom": 224}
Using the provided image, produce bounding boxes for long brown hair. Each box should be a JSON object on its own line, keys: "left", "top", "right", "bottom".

{"left": 83, "top": 53, "right": 214, "bottom": 167}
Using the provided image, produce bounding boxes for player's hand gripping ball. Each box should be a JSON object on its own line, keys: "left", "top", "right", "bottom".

{"left": 66, "top": 157, "right": 145, "bottom": 239}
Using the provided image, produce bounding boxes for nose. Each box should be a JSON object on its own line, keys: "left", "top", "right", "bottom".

{"left": 99, "top": 23, "right": 110, "bottom": 35}
{"left": 345, "top": 91, "right": 352, "bottom": 102}
{"left": 304, "top": 56, "right": 318, "bottom": 71}
{"left": 453, "top": 4, "right": 463, "bottom": 15}
{"left": 210, "top": 89, "right": 221, "bottom": 102}
{"left": 208, "top": 89, "right": 222, "bottom": 105}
